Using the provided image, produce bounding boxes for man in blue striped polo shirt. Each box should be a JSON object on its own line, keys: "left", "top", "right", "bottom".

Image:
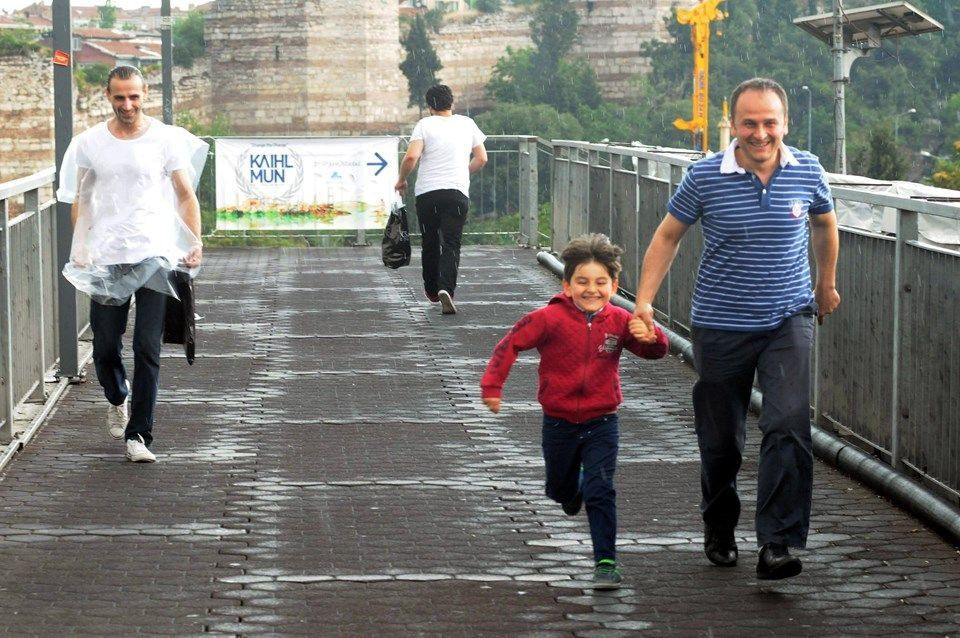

{"left": 632, "top": 78, "right": 840, "bottom": 580}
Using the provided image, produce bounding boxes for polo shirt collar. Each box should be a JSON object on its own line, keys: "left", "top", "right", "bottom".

{"left": 719, "top": 139, "right": 799, "bottom": 174}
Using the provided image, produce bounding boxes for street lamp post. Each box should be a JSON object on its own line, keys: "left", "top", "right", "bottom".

{"left": 801, "top": 85, "right": 813, "bottom": 153}
{"left": 894, "top": 108, "right": 916, "bottom": 145}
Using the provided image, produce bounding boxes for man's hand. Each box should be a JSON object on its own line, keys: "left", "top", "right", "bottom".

{"left": 631, "top": 302, "right": 658, "bottom": 343}
{"left": 483, "top": 397, "right": 501, "bottom": 413}
{"left": 815, "top": 284, "right": 840, "bottom": 325}
{"left": 394, "top": 179, "right": 407, "bottom": 196}
{"left": 181, "top": 245, "right": 203, "bottom": 268}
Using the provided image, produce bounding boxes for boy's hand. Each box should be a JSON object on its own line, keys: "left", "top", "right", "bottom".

{"left": 629, "top": 316, "right": 654, "bottom": 343}
{"left": 483, "top": 397, "right": 501, "bottom": 413}
{"left": 631, "top": 303, "right": 658, "bottom": 343}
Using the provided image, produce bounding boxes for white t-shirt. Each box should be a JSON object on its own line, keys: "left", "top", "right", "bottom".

{"left": 70, "top": 118, "right": 188, "bottom": 265}
{"left": 410, "top": 114, "right": 486, "bottom": 198}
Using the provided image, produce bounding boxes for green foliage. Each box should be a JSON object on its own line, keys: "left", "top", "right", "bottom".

{"left": 175, "top": 110, "right": 232, "bottom": 232}
{"left": 74, "top": 63, "right": 112, "bottom": 90}
{"left": 486, "top": 4, "right": 600, "bottom": 114}
{"left": 173, "top": 10, "right": 205, "bottom": 68}
{"left": 0, "top": 29, "right": 41, "bottom": 57}
{"left": 399, "top": 15, "right": 442, "bottom": 114}
{"left": 850, "top": 126, "right": 906, "bottom": 181}
{"left": 930, "top": 141, "right": 960, "bottom": 191}
{"left": 98, "top": 2, "right": 117, "bottom": 28}
{"left": 475, "top": 103, "right": 582, "bottom": 140}
{"left": 632, "top": 0, "right": 960, "bottom": 175}
{"left": 475, "top": 0, "right": 502, "bottom": 13}
{"left": 423, "top": 7, "right": 446, "bottom": 33}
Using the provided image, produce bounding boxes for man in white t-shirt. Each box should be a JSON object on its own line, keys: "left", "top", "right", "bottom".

{"left": 61, "top": 65, "right": 203, "bottom": 463}
{"left": 395, "top": 85, "right": 487, "bottom": 315}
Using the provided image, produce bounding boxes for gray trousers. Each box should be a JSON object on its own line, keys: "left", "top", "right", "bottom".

{"left": 691, "top": 307, "right": 816, "bottom": 548}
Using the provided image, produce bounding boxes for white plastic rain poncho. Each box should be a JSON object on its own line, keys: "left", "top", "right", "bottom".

{"left": 56, "top": 117, "right": 208, "bottom": 305}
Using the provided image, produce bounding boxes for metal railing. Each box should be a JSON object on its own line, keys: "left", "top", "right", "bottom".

{"left": 0, "top": 169, "right": 88, "bottom": 442}
{"left": 551, "top": 140, "right": 960, "bottom": 503}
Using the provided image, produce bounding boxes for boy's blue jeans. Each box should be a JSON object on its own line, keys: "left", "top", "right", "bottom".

{"left": 542, "top": 413, "right": 619, "bottom": 563}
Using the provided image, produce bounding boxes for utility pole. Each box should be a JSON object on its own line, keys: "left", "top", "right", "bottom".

{"left": 831, "top": 0, "right": 848, "bottom": 173}
{"left": 161, "top": 0, "right": 173, "bottom": 124}
{"left": 52, "top": 0, "right": 78, "bottom": 380}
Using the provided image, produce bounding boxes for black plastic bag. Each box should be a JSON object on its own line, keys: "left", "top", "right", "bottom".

{"left": 382, "top": 201, "right": 411, "bottom": 269}
{"left": 162, "top": 270, "right": 196, "bottom": 365}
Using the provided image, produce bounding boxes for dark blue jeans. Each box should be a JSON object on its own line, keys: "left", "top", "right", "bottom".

{"left": 542, "top": 413, "right": 619, "bottom": 562}
{"left": 415, "top": 189, "right": 468, "bottom": 297}
{"left": 90, "top": 286, "right": 167, "bottom": 446}
{"left": 691, "top": 307, "right": 816, "bottom": 548}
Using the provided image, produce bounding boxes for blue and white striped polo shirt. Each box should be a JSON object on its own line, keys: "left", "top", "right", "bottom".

{"left": 668, "top": 141, "right": 833, "bottom": 331}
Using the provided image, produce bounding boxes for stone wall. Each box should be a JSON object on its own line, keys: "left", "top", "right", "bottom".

{"left": 0, "top": 54, "right": 210, "bottom": 183}
{"left": 205, "top": 0, "right": 417, "bottom": 136}
{"left": 1, "top": 0, "right": 677, "bottom": 182}
{"left": 434, "top": 0, "right": 674, "bottom": 111}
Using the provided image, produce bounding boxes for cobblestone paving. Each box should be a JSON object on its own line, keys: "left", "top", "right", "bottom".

{"left": 0, "top": 246, "right": 957, "bottom": 636}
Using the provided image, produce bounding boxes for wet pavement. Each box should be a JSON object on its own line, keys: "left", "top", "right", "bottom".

{"left": 0, "top": 246, "right": 957, "bottom": 636}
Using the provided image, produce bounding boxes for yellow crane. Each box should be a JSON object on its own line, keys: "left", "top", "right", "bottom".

{"left": 673, "top": 0, "right": 726, "bottom": 151}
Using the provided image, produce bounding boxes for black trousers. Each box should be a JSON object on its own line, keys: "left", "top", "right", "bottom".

{"left": 415, "top": 189, "right": 469, "bottom": 296}
{"left": 691, "top": 307, "right": 816, "bottom": 548}
{"left": 542, "top": 413, "right": 619, "bottom": 562}
{"left": 90, "top": 286, "right": 167, "bottom": 446}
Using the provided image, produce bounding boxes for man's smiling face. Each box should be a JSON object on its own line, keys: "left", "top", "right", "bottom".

{"left": 732, "top": 88, "right": 788, "bottom": 174}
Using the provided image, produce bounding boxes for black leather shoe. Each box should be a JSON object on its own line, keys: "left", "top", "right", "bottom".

{"left": 756, "top": 543, "right": 802, "bottom": 580}
{"left": 561, "top": 491, "right": 582, "bottom": 516}
{"left": 704, "top": 525, "right": 738, "bottom": 567}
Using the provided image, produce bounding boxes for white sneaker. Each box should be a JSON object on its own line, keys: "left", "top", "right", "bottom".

{"left": 107, "top": 381, "right": 130, "bottom": 440}
{"left": 125, "top": 434, "right": 156, "bottom": 463}
{"left": 438, "top": 290, "right": 457, "bottom": 315}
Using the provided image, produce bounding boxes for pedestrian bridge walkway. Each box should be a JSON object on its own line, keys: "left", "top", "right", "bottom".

{"left": 0, "top": 246, "right": 957, "bottom": 636}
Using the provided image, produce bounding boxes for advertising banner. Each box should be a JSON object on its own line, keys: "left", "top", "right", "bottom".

{"left": 215, "top": 137, "right": 398, "bottom": 231}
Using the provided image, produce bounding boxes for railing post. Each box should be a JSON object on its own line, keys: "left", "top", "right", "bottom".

{"left": 53, "top": 0, "right": 79, "bottom": 380}
{"left": 891, "top": 207, "right": 918, "bottom": 470}
{"left": 0, "top": 199, "right": 13, "bottom": 442}
{"left": 24, "top": 189, "right": 47, "bottom": 402}
{"left": 518, "top": 138, "right": 538, "bottom": 247}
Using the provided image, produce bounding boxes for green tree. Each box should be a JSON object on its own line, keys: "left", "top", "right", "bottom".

{"left": 98, "top": 1, "right": 117, "bottom": 28}
{"left": 529, "top": 0, "right": 579, "bottom": 109}
{"left": 930, "top": 141, "right": 960, "bottom": 191}
{"left": 0, "top": 29, "right": 41, "bottom": 57}
{"left": 486, "top": 0, "right": 600, "bottom": 114}
{"left": 399, "top": 15, "right": 442, "bottom": 116}
{"left": 173, "top": 10, "right": 205, "bottom": 68}
{"left": 475, "top": 0, "right": 502, "bottom": 12}
{"left": 851, "top": 126, "right": 906, "bottom": 180}
{"left": 74, "top": 62, "right": 112, "bottom": 90}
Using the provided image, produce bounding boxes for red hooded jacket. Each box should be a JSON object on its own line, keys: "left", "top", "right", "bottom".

{"left": 481, "top": 294, "right": 669, "bottom": 424}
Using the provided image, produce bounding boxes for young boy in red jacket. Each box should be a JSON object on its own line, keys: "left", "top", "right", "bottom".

{"left": 481, "top": 233, "right": 668, "bottom": 589}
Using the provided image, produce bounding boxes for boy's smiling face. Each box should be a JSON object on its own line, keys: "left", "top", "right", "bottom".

{"left": 563, "top": 260, "right": 617, "bottom": 314}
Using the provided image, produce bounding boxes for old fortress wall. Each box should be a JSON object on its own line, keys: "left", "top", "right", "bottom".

{"left": 2, "top": 0, "right": 675, "bottom": 182}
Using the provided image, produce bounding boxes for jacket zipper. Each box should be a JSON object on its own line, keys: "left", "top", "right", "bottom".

{"left": 577, "top": 317, "right": 592, "bottom": 424}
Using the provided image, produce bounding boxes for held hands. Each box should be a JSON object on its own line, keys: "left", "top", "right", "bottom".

{"left": 815, "top": 284, "right": 841, "bottom": 326}
{"left": 630, "top": 302, "right": 658, "bottom": 343}
{"left": 483, "top": 397, "right": 501, "bottom": 414}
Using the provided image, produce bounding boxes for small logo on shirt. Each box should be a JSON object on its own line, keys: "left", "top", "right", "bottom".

{"left": 599, "top": 333, "right": 620, "bottom": 354}
{"left": 790, "top": 200, "right": 805, "bottom": 219}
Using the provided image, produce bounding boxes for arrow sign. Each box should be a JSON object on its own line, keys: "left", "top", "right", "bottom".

{"left": 367, "top": 152, "right": 388, "bottom": 176}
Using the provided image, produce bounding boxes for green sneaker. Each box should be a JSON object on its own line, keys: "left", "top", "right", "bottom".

{"left": 593, "top": 559, "right": 622, "bottom": 590}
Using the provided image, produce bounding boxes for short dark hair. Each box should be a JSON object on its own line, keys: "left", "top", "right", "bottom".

{"left": 106, "top": 65, "right": 144, "bottom": 91}
{"left": 425, "top": 84, "right": 454, "bottom": 111}
{"left": 730, "top": 77, "right": 788, "bottom": 121}
{"left": 560, "top": 233, "right": 623, "bottom": 281}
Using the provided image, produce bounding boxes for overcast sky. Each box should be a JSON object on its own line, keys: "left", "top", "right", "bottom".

{"left": 10, "top": 1, "right": 204, "bottom": 10}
